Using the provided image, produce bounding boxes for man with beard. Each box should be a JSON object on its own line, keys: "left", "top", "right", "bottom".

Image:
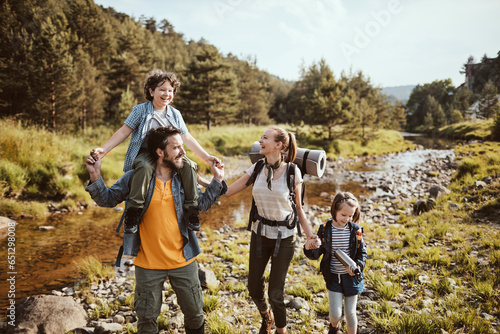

{"left": 85, "top": 126, "right": 226, "bottom": 334}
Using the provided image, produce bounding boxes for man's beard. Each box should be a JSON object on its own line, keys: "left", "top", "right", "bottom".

{"left": 162, "top": 153, "right": 184, "bottom": 171}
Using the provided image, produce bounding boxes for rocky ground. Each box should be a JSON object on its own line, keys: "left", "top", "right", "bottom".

{"left": 6, "top": 147, "right": 498, "bottom": 334}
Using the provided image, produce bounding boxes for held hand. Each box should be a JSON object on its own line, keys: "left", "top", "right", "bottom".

{"left": 90, "top": 147, "right": 105, "bottom": 160}
{"left": 86, "top": 154, "right": 102, "bottom": 182}
{"left": 206, "top": 155, "right": 224, "bottom": 168}
{"left": 211, "top": 161, "right": 224, "bottom": 182}
{"left": 304, "top": 235, "right": 321, "bottom": 250}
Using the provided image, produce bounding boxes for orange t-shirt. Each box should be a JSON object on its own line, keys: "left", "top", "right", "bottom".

{"left": 133, "top": 178, "right": 196, "bottom": 269}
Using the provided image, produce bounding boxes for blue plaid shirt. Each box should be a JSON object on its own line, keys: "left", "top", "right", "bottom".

{"left": 123, "top": 101, "right": 188, "bottom": 172}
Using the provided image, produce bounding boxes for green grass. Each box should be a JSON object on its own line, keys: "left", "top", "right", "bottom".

{"left": 206, "top": 312, "right": 232, "bottom": 334}
{"left": 436, "top": 119, "right": 494, "bottom": 140}
{"left": 203, "top": 295, "right": 220, "bottom": 313}
{"left": 75, "top": 255, "right": 116, "bottom": 286}
{"left": 286, "top": 283, "right": 312, "bottom": 300}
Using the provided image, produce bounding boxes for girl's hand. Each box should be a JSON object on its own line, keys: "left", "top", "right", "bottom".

{"left": 346, "top": 265, "right": 359, "bottom": 276}
{"left": 305, "top": 235, "right": 321, "bottom": 250}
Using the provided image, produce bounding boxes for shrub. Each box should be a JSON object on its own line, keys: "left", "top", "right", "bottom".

{"left": 75, "top": 256, "right": 115, "bottom": 285}
{"left": 0, "top": 160, "right": 28, "bottom": 194}
{"left": 453, "top": 158, "right": 481, "bottom": 180}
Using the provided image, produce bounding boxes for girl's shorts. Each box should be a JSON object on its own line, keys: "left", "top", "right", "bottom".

{"left": 326, "top": 273, "right": 364, "bottom": 296}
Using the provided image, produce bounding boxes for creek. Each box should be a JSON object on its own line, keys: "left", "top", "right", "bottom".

{"left": 0, "top": 134, "right": 456, "bottom": 312}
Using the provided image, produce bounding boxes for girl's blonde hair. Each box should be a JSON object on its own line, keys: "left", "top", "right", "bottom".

{"left": 269, "top": 126, "right": 297, "bottom": 163}
{"left": 330, "top": 192, "right": 361, "bottom": 224}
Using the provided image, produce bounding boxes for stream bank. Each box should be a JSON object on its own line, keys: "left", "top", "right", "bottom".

{"left": 8, "top": 146, "right": 494, "bottom": 334}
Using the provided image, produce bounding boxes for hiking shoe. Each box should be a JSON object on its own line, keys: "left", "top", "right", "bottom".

{"left": 328, "top": 323, "right": 341, "bottom": 334}
{"left": 124, "top": 207, "right": 142, "bottom": 233}
{"left": 259, "top": 310, "right": 274, "bottom": 334}
{"left": 186, "top": 206, "right": 201, "bottom": 231}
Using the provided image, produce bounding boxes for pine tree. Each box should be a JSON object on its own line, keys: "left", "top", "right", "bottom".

{"left": 422, "top": 95, "right": 446, "bottom": 128}
{"left": 478, "top": 80, "right": 500, "bottom": 119}
{"left": 231, "top": 56, "right": 270, "bottom": 125}
{"left": 178, "top": 43, "right": 239, "bottom": 130}
{"left": 31, "top": 14, "right": 80, "bottom": 132}
{"left": 306, "top": 63, "right": 347, "bottom": 140}
{"left": 389, "top": 102, "right": 406, "bottom": 130}
{"left": 0, "top": 0, "right": 37, "bottom": 118}
{"left": 356, "top": 98, "right": 377, "bottom": 143}
{"left": 492, "top": 111, "right": 500, "bottom": 141}
{"left": 406, "top": 80, "right": 455, "bottom": 130}
{"left": 115, "top": 85, "right": 137, "bottom": 124}
{"left": 74, "top": 50, "right": 107, "bottom": 131}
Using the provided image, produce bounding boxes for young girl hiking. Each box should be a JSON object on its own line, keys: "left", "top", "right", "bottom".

{"left": 91, "top": 70, "right": 221, "bottom": 256}
{"left": 225, "top": 126, "right": 320, "bottom": 334}
{"left": 304, "top": 192, "right": 367, "bottom": 334}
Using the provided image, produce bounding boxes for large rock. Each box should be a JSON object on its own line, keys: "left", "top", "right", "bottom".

{"left": 428, "top": 185, "right": 450, "bottom": 199}
{"left": 6, "top": 295, "right": 87, "bottom": 334}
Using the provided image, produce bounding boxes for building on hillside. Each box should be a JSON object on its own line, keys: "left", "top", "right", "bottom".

{"left": 464, "top": 57, "right": 496, "bottom": 92}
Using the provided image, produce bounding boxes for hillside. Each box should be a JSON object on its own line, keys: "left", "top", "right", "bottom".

{"left": 382, "top": 85, "right": 416, "bottom": 104}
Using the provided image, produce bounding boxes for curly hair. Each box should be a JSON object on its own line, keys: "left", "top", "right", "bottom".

{"left": 144, "top": 69, "right": 181, "bottom": 101}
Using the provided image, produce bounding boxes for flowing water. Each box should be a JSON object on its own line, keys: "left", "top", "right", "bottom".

{"left": 0, "top": 134, "right": 455, "bottom": 312}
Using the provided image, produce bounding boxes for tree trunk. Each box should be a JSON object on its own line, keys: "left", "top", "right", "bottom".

{"left": 206, "top": 111, "right": 211, "bottom": 130}
{"left": 82, "top": 99, "right": 87, "bottom": 134}
{"left": 50, "top": 63, "right": 56, "bottom": 133}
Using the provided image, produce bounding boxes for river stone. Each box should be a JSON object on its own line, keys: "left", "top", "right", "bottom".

{"left": 94, "top": 323, "right": 123, "bottom": 334}
{"left": 482, "top": 176, "right": 493, "bottom": 184}
{"left": 0, "top": 216, "right": 16, "bottom": 239}
{"left": 428, "top": 185, "right": 450, "bottom": 199}
{"left": 168, "top": 312, "right": 183, "bottom": 329}
{"left": 474, "top": 180, "right": 487, "bottom": 189}
{"left": 199, "top": 268, "right": 219, "bottom": 289}
{"left": 6, "top": 295, "right": 87, "bottom": 334}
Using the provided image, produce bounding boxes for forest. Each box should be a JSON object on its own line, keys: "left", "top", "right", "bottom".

{"left": 1, "top": 0, "right": 499, "bottom": 141}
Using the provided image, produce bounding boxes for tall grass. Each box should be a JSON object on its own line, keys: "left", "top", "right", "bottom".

{"left": 75, "top": 255, "right": 115, "bottom": 286}
{"left": 0, "top": 118, "right": 419, "bottom": 216}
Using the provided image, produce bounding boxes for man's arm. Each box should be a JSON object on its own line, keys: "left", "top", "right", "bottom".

{"left": 86, "top": 154, "right": 102, "bottom": 183}
{"left": 196, "top": 164, "right": 226, "bottom": 212}
{"left": 85, "top": 155, "right": 132, "bottom": 207}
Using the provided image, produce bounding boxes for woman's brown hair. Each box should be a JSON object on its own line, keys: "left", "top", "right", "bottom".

{"left": 269, "top": 126, "right": 297, "bottom": 163}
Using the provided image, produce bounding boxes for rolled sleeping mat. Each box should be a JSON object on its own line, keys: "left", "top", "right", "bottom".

{"left": 249, "top": 141, "right": 326, "bottom": 178}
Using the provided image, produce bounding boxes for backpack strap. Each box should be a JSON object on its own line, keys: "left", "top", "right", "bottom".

{"left": 287, "top": 163, "right": 301, "bottom": 236}
{"left": 246, "top": 159, "right": 266, "bottom": 231}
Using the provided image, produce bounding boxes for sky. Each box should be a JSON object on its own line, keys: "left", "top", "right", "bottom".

{"left": 94, "top": 0, "right": 500, "bottom": 88}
